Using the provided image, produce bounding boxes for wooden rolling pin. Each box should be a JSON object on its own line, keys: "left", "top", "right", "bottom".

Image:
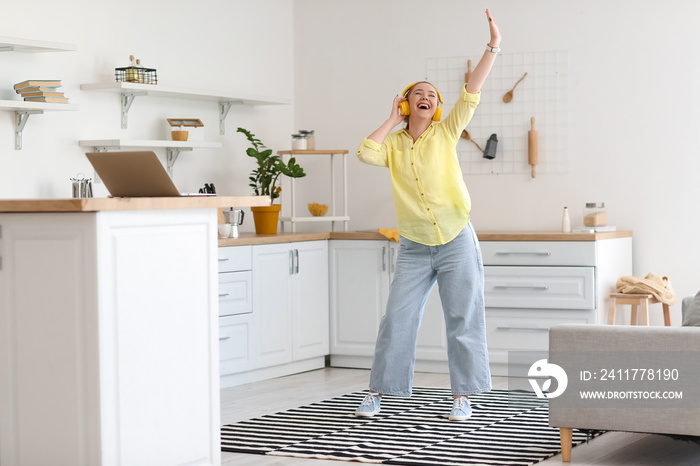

{"left": 528, "top": 117, "right": 538, "bottom": 178}
{"left": 464, "top": 59, "right": 472, "bottom": 84}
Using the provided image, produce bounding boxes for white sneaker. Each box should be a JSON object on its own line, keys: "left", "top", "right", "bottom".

{"left": 449, "top": 396, "right": 472, "bottom": 421}
{"left": 355, "top": 392, "right": 381, "bottom": 417}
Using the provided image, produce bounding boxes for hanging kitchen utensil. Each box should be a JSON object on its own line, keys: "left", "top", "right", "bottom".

{"left": 528, "top": 116, "right": 538, "bottom": 178}
{"left": 502, "top": 72, "right": 527, "bottom": 103}
{"left": 464, "top": 59, "right": 473, "bottom": 84}
{"left": 70, "top": 173, "right": 93, "bottom": 198}
{"left": 483, "top": 134, "right": 498, "bottom": 159}
{"left": 460, "top": 129, "right": 484, "bottom": 153}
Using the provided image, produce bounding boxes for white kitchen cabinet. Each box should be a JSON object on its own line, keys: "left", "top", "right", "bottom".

{"left": 329, "top": 239, "right": 448, "bottom": 370}
{"left": 329, "top": 234, "right": 633, "bottom": 377}
{"left": 0, "top": 207, "right": 222, "bottom": 466}
{"left": 481, "top": 238, "right": 632, "bottom": 376}
{"left": 251, "top": 242, "right": 295, "bottom": 367}
{"left": 329, "top": 240, "right": 390, "bottom": 364}
{"left": 292, "top": 242, "right": 330, "bottom": 361}
{"left": 220, "top": 240, "right": 328, "bottom": 387}
{"left": 218, "top": 246, "right": 254, "bottom": 379}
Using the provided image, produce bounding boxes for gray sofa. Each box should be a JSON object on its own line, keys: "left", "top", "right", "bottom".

{"left": 549, "top": 294, "right": 700, "bottom": 462}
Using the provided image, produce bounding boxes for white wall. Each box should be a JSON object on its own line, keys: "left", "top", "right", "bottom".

{"left": 1, "top": 1, "right": 697, "bottom": 321}
{"left": 293, "top": 0, "right": 700, "bottom": 320}
{"left": 0, "top": 0, "right": 294, "bottom": 203}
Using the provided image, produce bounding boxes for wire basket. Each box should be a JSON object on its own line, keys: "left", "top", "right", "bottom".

{"left": 115, "top": 66, "right": 158, "bottom": 85}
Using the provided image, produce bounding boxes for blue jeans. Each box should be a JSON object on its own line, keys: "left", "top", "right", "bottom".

{"left": 369, "top": 223, "right": 492, "bottom": 396}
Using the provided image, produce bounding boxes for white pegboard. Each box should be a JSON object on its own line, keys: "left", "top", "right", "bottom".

{"left": 427, "top": 51, "right": 569, "bottom": 175}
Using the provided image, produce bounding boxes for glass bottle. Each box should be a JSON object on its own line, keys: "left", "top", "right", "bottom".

{"left": 562, "top": 206, "right": 571, "bottom": 233}
{"left": 125, "top": 55, "right": 138, "bottom": 83}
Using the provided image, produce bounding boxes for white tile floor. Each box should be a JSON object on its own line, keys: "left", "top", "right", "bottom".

{"left": 220, "top": 367, "right": 700, "bottom": 465}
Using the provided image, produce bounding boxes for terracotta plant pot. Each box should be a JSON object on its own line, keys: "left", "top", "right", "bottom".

{"left": 251, "top": 204, "right": 282, "bottom": 234}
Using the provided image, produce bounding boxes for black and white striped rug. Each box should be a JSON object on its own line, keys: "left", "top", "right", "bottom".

{"left": 221, "top": 388, "right": 599, "bottom": 465}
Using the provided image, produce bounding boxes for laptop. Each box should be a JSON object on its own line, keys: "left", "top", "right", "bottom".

{"left": 85, "top": 151, "right": 182, "bottom": 197}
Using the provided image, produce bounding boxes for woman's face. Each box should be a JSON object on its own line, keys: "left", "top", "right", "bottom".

{"left": 407, "top": 82, "right": 439, "bottom": 120}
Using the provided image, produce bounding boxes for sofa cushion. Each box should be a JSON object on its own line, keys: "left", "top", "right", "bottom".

{"left": 682, "top": 290, "right": 700, "bottom": 327}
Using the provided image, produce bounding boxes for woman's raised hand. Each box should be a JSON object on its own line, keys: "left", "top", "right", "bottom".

{"left": 390, "top": 94, "right": 407, "bottom": 125}
{"left": 486, "top": 9, "right": 501, "bottom": 48}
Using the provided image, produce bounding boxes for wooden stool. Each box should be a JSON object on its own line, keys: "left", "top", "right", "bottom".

{"left": 608, "top": 293, "right": 671, "bottom": 326}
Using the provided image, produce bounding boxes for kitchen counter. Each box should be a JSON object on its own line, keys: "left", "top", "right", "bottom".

{"left": 219, "top": 229, "right": 633, "bottom": 246}
{"left": 0, "top": 195, "right": 269, "bottom": 212}
{"left": 0, "top": 196, "right": 273, "bottom": 465}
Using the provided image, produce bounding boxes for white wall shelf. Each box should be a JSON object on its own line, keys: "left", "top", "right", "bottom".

{"left": 278, "top": 150, "right": 349, "bottom": 233}
{"left": 78, "top": 139, "right": 223, "bottom": 176}
{"left": 80, "top": 82, "right": 291, "bottom": 134}
{"left": 0, "top": 36, "right": 76, "bottom": 53}
{"left": 0, "top": 100, "right": 79, "bottom": 150}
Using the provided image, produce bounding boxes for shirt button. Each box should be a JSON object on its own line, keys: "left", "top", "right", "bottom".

{"left": 427, "top": 208, "right": 430, "bottom": 211}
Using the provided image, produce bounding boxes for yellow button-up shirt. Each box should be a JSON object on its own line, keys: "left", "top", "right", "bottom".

{"left": 356, "top": 84, "right": 480, "bottom": 246}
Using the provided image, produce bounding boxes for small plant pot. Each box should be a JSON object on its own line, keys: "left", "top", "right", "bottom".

{"left": 171, "top": 130, "right": 189, "bottom": 141}
{"left": 251, "top": 204, "right": 282, "bottom": 234}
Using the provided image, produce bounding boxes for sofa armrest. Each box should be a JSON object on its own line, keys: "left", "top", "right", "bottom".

{"left": 548, "top": 324, "right": 700, "bottom": 436}
{"left": 682, "top": 296, "right": 694, "bottom": 316}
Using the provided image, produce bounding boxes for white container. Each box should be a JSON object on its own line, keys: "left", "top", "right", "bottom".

{"left": 298, "top": 130, "right": 315, "bottom": 150}
{"left": 292, "top": 134, "right": 307, "bottom": 150}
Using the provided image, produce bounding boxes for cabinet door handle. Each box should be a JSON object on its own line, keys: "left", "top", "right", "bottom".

{"left": 219, "top": 336, "right": 231, "bottom": 341}
{"left": 294, "top": 249, "right": 299, "bottom": 274}
{"left": 495, "top": 251, "right": 551, "bottom": 256}
{"left": 496, "top": 326, "right": 549, "bottom": 332}
{"left": 493, "top": 285, "right": 549, "bottom": 291}
{"left": 218, "top": 257, "right": 229, "bottom": 262}
{"left": 381, "top": 247, "right": 387, "bottom": 272}
{"left": 218, "top": 293, "right": 229, "bottom": 297}
{"left": 289, "top": 249, "right": 294, "bottom": 275}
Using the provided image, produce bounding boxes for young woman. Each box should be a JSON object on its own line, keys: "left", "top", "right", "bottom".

{"left": 354, "top": 9, "right": 501, "bottom": 421}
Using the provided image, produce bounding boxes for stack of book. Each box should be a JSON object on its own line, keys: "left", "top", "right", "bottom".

{"left": 14, "top": 80, "right": 69, "bottom": 103}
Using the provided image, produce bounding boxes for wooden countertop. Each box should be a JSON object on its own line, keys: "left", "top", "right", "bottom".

{"left": 0, "top": 196, "right": 270, "bottom": 213}
{"left": 476, "top": 230, "right": 633, "bottom": 241}
{"left": 219, "top": 229, "right": 633, "bottom": 246}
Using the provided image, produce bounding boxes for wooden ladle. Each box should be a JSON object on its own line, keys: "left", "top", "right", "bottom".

{"left": 461, "top": 129, "right": 484, "bottom": 152}
{"left": 502, "top": 72, "right": 527, "bottom": 103}
{"left": 464, "top": 59, "right": 473, "bottom": 84}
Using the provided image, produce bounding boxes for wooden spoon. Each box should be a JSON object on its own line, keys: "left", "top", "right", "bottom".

{"left": 502, "top": 72, "right": 527, "bottom": 103}
{"left": 461, "top": 129, "right": 484, "bottom": 153}
{"left": 464, "top": 59, "right": 473, "bottom": 84}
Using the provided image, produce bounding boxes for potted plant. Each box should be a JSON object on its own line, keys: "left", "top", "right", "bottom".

{"left": 237, "top": 127, "right": 306, "bottom": 234}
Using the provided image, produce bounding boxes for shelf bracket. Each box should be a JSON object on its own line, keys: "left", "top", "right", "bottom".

{"left": 219, "top": 100, "right": 243, "bottom": 135}
{"left": 121, "top": 91, "right": 146, "bottom": 129}
{"left": 166, "top": 147, "right": 192, "bottom": 177}
{"left": 14, "top": 110, "right": 43, "bottom": 150}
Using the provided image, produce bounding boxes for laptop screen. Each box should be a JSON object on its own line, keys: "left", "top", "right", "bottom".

{"left": 85, "top": 151, "right": 181, "bottom": 197}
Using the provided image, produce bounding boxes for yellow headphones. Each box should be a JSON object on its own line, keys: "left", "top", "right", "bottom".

{"left": 399, "top": 82, "right": 444, "bottom": 121}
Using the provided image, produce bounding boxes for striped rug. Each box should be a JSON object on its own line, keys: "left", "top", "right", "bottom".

{"left": 221, "top": 388, "right": 600, "bottom": 465}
